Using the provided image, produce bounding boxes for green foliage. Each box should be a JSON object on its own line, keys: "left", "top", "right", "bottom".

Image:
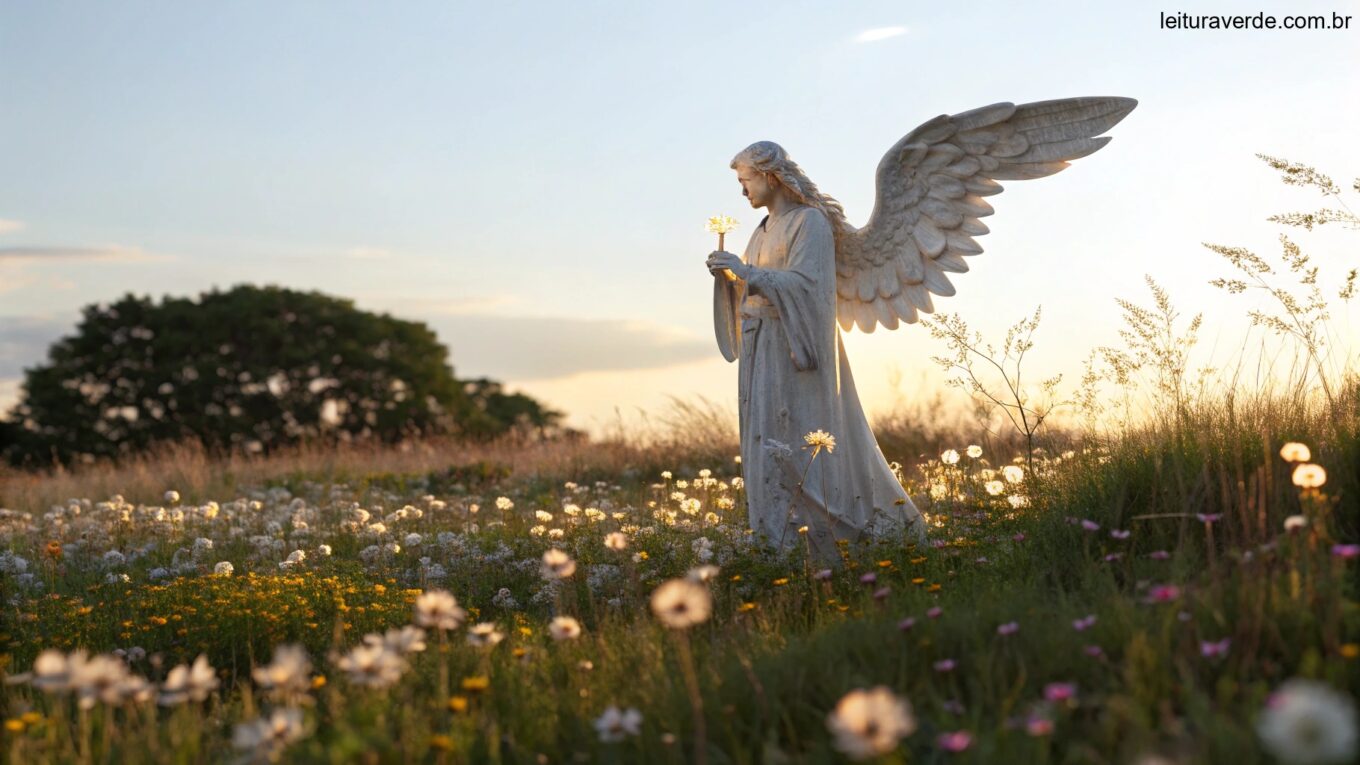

{"left": 459, "top": 378, "right": 566, "bottom": 441}
{"left": 0, "top": 284, "right": 565, "bottom": 470}
{"left": 18, "top": 567, "right": 417, "bottom": 672}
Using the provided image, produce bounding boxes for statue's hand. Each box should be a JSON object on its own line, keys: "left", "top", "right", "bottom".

{"left": 706, "top": 250, "right": 748, "bottom": 279}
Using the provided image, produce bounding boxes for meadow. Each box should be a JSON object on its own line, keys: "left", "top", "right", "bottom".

{"left": 2, "top": 158, "right": 1358, "bottom": 764}
{"left": 1, "top": 376, "right": 1356, "bottom": 764}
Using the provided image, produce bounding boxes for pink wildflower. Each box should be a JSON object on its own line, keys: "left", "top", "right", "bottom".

{"left": 1200, "top": 638, "right": 1231, "bottom": 659}
{"left": 1026, "top": 717, "right": 1054, "bottom": 736}
{"left": 936, "top": 731, "right": 972, "bottom": 752}
{"left": 1146, "top": 584, "right": 1181, "bottom": 603}
{"left": 1042, "top": 682, "right": 1077, "bottom": 703}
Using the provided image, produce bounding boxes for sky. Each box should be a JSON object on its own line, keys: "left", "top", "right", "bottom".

{"left": 2, "top": 1, "right": 1358, "bottom": 436}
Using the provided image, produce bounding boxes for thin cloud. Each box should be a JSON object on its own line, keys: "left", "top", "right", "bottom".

{"left": 0, "top": 267, "right": 41, "bottom": 296}
{"left": 363, "top": 294, "right": 524, "bottom": 316}
{"left": 855, "top": 26, "right": 907, "bottom": 42}
{"left": 432, "top": 314, "right": 713, "bottom": 381}
{"left": 0, "top": 245, "right": 173, "bottom": 262}
{"left": 345, "top": 247, "right": 393, "bottom": 260}
{"left": 0, "top": 219, "right": 24, "bottom": 234}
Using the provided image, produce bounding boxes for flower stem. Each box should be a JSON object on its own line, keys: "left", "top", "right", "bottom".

{"left": 673, "top": 630, "right": 706, "bottom": 765}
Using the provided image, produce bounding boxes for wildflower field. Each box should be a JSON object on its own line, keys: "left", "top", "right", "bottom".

{"left": 2, "top": 159, "right": 1359, "bottom": 763}
{"left": 1, "top": 387, "right": 1357, "bottom": 764}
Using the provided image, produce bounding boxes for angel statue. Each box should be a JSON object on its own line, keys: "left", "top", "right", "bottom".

{"left": 705, "top": 96, "right": 1137, "bottom": 564}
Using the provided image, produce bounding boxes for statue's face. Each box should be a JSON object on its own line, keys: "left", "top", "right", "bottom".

{"left": 734, "top": 163, "right": 779, "bottom": 209}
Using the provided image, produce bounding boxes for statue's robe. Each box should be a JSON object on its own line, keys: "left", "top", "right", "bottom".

{"left": 714, "top": 204, "right": 928, "bottom": 563}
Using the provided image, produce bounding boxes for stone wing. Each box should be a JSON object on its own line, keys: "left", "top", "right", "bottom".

{"left": 835, "top": 97, "right": 1137, "bottom": 332}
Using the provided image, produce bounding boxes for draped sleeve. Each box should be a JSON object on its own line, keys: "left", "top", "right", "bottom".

{"left": 713, "top": 224, "right": 761, "bottom": 363}
{"left": 743, "top": 208, "right": 832, "bottom": 372}
{"left": 713, "top": 275, "right": 742, "bottom": 362}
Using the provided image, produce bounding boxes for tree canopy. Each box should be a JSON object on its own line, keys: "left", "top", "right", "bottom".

{"left": 0, "top": 284, "right": 566, "bottom": 469}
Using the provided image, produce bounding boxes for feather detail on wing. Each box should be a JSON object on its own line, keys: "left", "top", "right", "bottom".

{"left": 835, "top": 96, "right": 1137, "bottom": 332}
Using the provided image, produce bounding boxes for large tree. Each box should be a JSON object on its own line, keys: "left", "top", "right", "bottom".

{"left": 0, "top": 284, "right": 560, "bottom": 468}
{"left": 459, "top": 377, "right": 566, "bottom": 441}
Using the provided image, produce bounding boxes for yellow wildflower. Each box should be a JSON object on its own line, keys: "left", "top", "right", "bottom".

{"left": 460, "top": 676, "right": 490, "bottom": 693}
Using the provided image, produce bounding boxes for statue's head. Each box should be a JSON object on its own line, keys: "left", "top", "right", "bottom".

{"left": 730, "top": 141, "right": 851, "bottom": 237}
{"left": 730, "top": 141, "right": 793, "bottom": 210}
{"left": 730, "top": 141, "right": 821, "bottom": 211}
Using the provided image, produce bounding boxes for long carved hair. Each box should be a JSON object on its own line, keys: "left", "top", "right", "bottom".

{"left": 730, "top": 141, "right": 853, "bottom": 248}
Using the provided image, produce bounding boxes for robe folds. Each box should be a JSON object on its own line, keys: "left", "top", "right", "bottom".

{"left": 714, "top": 204, "right": 928, "bottom": 563}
